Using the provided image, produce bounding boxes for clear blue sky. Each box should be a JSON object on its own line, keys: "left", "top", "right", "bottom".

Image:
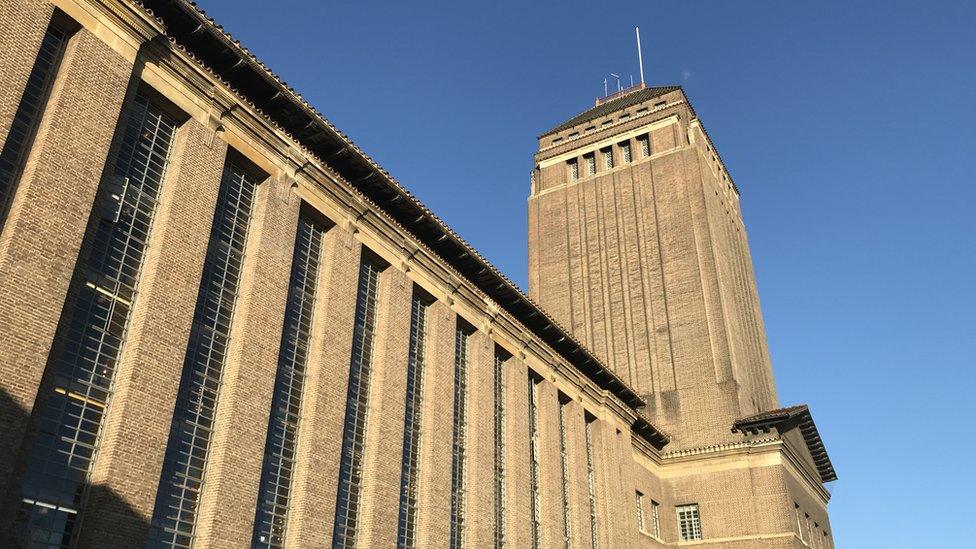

{"left": 196, "top": 1, "right": 974, "bottom": 546}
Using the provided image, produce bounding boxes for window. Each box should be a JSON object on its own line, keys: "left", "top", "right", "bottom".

{"left": 602, "top": 147, "right": 614, "bottom": 169}
{"left": 397, "top": 290, "right": 431, "bottom": 549}
{"left": 650, "top": 500, "right": 661, "bottom": 539}
{"left": 493, "top": 349, "right": 508, "bottom": 548}
{"left": 557, "top": 394, "right": 572, "bottom": 546}
{"left": 252, "top": 211, "right": 327, "bottom": 548}
{"left": 332, "top": 253, "right": 384, "bottom": 548}
{"left": 584, "top": 413, "right": 599, "bottom": 548}
{"left": 16, "top": 88, "right": 179, "bottom": 547}
{"left": 567, "top": 159, "right": 579, "bottom": 181}
{"left": 450, "top": 323, "right": 471, "bottom": 549}
{"left": 635, "top": 491, "right": 645, "bottom": 532}
{"left": 528, "top": 374, "right": 541, "bottom": 549}
{"left": 621, "top": 141, "right": 632, "bottom": 163}
{"left": 677, "top": 504, "right": 702, "bottom": 541}
{"left": 149, "top": 153, "right": 260, "bottom": 548}
{"left": 795, "top": 503, "right": 804, "bottom": 542}
{"left": 0, "top": 15, "right": 74, "bottom": 232}
{"left": 585, "top": 153, "right": 596, "bottom": 176}
{"left": 638, "top": 134, "right": 650, "bottom": 157}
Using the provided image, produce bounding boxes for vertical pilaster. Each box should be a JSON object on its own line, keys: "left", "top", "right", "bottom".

{"left": 77, "top": 121, "right": 225, "bottom": 547}
{"left": 463, "top": 329, "right": 494, "bottom": 548}
{"left": 194, "top": 174, "right": 300, "bottom": 547}
{"left": 286, "top": 226, "right": 360, "bottom": 546}
{"left": 358, "top": 266, "right": 412, "bottom": 547}
{"left": 415, "top": 300, "right": 456, "bottom": 547}
{"left": 536, "top": 379, "right": 565, "bottom": 547}
{"left": 0, "top": 28, "right": 130, "bottom": 508}
{"left": 0, "top": 0, "right": 52, "bottom": 145}
{"left": 503, "top": 357, "right": 531, "bottom": 546}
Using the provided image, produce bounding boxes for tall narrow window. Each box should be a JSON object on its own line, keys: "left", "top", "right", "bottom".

{"left": 396, "top": 290, "right": 431, "bottom": 549}
{"left": 585, "top": 153, "right": 596, "bottom": 175}
{"left": 251, "top": 211, "right": 327, "bottom": 548}
{"left": 332, "top": 253, "right": 383, "bottom": 548}
{"left": 0, "top": 16, "right": 74, "bottom": 231}
{"left": 620, "top": 141, "right": 632, "bottom": 163}
{"left": 148, "top": 153, "right": 260, "bottom": 548}
{"left": 450, "top": 323, "right": 471, "bottom": 549}
{"left": 557, "top": 394, "right": 572, "bottom": 548}
{"left": 527, "top": 374, "right": 541, "bottom": 549}
{"left": 650, "top": 500, "right": 661, "bottom": 539}
{"left": 493, "top": 349, "right": 508, "bottom": 548}
{"left": 795, "top": 503, "right": 804, "bottom": 542}
{"left": 635, "top": 491, "right": 645, "bottom": 532}
{"left": 14, "top": 88, "right": 180, "bottom": 547}
{"left": 677, "top": 504, "right": 702, "bottom": 541}
{"left": 638, "top": 134, "right": 651, "bottom": 157}
{"left": 567, "top": 159, "right": 579, "bottom": 181}
{"left": 584, "top": 413, "right": 599, "bottom": 549}
{"left": 602, "top": 147, "right": 614, "bottom": 169}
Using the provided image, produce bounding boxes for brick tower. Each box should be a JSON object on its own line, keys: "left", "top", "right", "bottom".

{"left": 529, "top": 85, "right": 779, "bottom": 449}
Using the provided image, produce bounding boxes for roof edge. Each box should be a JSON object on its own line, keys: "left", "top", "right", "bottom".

{"left": 732, "top": 404, "right": 837, "bottom": 484}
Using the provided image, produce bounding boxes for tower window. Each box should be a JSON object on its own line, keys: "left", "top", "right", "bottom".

{"left": 450, "top": 323, "right": 472, "bottom": 548}
{"left": 602, "top": 147, "right": 614, "bottom": 169}
{"left": 635, "top": 491, "right": 645, "bottom": 532}
{"left": 493, "top": 348, "right": 508, "bottom": 548}
{"left": 584, "top": 413, "right": 599, "bottom": 548}
{"left": 620, "top": 141, "right": 632, "bottom": 163}
{"left": 585, "top": 153, "right": 596, "bottom": 175}
{"left": 528, "top": 374, "right": 541, "bottom": 549}
{"left": 650, "top": 500, "right": 661, "bottom": 539}
{"left": 557, "top": 393, "right": 572, "bottom": 545}
{"left": 567, "top": 159, "right": 579, "bottom": 181}
{"left": 638, "top": 134, "right": 651, "bottom": 157}
{"left": 677, "top": 504, "right": 702, "bottom": 541}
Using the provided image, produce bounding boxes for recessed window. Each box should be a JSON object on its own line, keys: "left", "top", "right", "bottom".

{"left": 568, "top": 131, "right": 579, "bottom": 138}
{"left": 602, "top": 147, "right": 614, "bottom": 169}
{"left": 620, "top": 141, "right": 632, "bottom": 163}
{"left": 619, "top": 113, "right": 630, "bottom": 120}
{"left": 585, "top": 125, "right": 596, "bottom": 132}
{"left": 602, "top": 120, "right": 612, "bottom": 126}
{"left": 638, "top": 134, "right": 651, "bottom": 157}
{"left": 552, "top": 137, "right": 563, "bottom": 144}
{"left": 650, "top": 500, "right": 661, "bottom": 539}
{"left": 568, "top": 159, "right": 579, "bottom": 181}
{"left": 635, "top": 491, "right": 645, "bottom": 532}
{"left": 677, "top": 504, "right": 702, "bottom": 541}
{"left": 585, "top": 153, "right": 596, "bottom": 175}
{"left": 655, "top": 101, "right": 666, "bottom": 108}
{"left": 636, "top": 107, "right": 648, "bottom": 113}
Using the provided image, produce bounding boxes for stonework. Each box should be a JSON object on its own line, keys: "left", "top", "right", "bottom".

{"left": 0, "top": 1, "right": 835, "bottom": 548}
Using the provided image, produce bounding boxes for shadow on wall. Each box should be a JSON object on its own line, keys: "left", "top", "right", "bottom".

{"left": 0, "top": 387, "right": 151, "bottom": 547}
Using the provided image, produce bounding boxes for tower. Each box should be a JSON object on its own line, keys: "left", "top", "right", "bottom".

{"left": 529, "top": 85, "right": 778, "bottom": 448}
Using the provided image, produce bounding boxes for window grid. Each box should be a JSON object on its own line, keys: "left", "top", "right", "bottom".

{"left": 677, "top": 504, "right": 702, "bottom": 541}
{"left": 585, "top": 417, "right": 599, "bottom": 549}
{"left": 528, "top": 376, "right": 541, "bottom": 549}
{"left": 493, "top": 351, "right": 506, "bottom": 549}
{"left": 331, "top": 256, "right": 382, "bottom": 548}
{"left": 396, "top": 294, "right": 429, "bottom": 549}
{"left": 449, "top": 326, "right": 470, "bottom": 549}
{"left": 15, "top": 90, "right": 177, "bottom": 548}
{"left": 148, "top": 157, "right": 258, "bottom": 548}
{"left": 621, "top": 141, "right": 632, "bottom": 163}
{"left": 251, "top": 214, "right": 325, "bottom": 548}
{"left": 635, "top": 491, "right": 645, "bottom": 532}
{"left": 557, "top": 399, "right": 572, "bottom": 548}
{"left": 0, "top": 22, "right": 70, "bottom": 231}
{"left": 639, "top": 135, "right": 650, "bottom": 157}
{"left": 603, "top": 148, "right": 613, "bottom": 169}
{"left": 585, "top": 154, "right": 596, "bottom": 175}
{"left": 650, "top": 500, "right": 660, "bottom": 539}
{"left": 568, "top": 159, "right": 579, "bottom": 181}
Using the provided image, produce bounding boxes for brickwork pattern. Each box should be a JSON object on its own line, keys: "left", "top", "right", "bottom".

{"left": 0, "top": 23, "right": 131, "bottom": 528}
{"left": 78, "top": 120, "right": 226, "bottom": 546}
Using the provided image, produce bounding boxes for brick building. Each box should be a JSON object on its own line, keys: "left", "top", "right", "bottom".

{"left": 0, "top": 1, "right": 835, "bottom": 548}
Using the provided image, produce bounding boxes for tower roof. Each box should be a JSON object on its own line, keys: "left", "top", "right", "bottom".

{"left": 541, "top": 85, "right": 681, "bottom": 137}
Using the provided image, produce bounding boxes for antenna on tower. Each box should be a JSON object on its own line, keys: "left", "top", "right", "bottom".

{"left": 610, "top": 73, "right": 621, "bottom": 92}
{"left": 636, "top": 26, "right": 646, "bottom": 85}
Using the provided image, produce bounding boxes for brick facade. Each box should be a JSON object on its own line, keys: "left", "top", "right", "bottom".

{"left": 0, "top": 1, "right": 834, "bottom": 548}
